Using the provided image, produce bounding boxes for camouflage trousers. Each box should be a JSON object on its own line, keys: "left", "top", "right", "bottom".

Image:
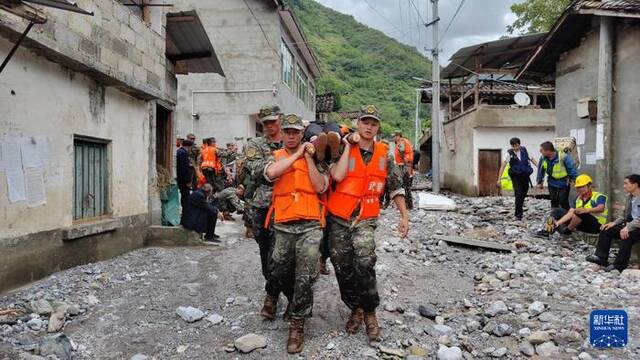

{"left": 214, "top": 187, "right": 245, "bottom": 214}
{"left": 327, "top": 215, "right": 380, "bottom": 312}
{"left": 272, "top": 221, "right": 322, "bottom": 319}
{"left": 202, "top": 168, "right": 225, "bottom": 193}
{"left": 253, "top": 207, "right": 280, "bottom": 297}
{"left": 400, "top": 166, "right": 413, "bottom": 210}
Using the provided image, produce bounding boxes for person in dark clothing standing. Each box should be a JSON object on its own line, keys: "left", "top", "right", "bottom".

{"left": 496, "top": 138, "right": 538, "bottom": 220}
{"left": 177, "top": 139, "right": 194, "bottom": 224}
{"left": 536, "top": 141, "right": 578, "bottom": 210}
{"left": 182, "top": 183, "right": 220, "bottom": 243}
{"left": 587, "top": 174, "right": 640, "bottom": 272}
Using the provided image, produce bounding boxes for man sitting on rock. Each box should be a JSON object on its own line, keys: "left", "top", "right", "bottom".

{"left": 536, "top": 174, "right": 607, "bottom": 237}
{"left": 587, "top": 174, "right": 640, "bottom": 272}
{"left": 182, "top": 183, "right": 220, "bottom": 243}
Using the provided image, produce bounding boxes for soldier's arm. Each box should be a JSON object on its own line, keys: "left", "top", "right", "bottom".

{"left": 243, "top": 140, "right": 267, "bottom": 178}
{"left": 304, "top": 150, "right": 328, "bottom": 193}
{"left": 386, "top": 155, "right": 404, "bottom": 199}
{"left": 330, "top": 142, "right": 352, "bottom": 182}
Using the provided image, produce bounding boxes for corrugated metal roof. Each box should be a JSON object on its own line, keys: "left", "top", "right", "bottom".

{"left": 21, "top": 0, "right": 93, "bottom": 15}
{"left": 422, "top": 81, "right": 554, "bottom": 101}
{"left": 166, "top": 11, "right": 224, "bottom": 75}
{"left": 575, "top": 0, "right": 640, "bottom": 12}
{"left": 441, "top": 33, "right": 545, "bottom": 79}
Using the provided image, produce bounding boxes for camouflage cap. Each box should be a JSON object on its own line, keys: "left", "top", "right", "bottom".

{"left": 258, "top": 105, "right": 282, "bottom": 122}
{"left": 358, "top": 105, "right": 382, "bottom": 122}
{"left": 281, "top": 114, "right": 305, "bottom": 131}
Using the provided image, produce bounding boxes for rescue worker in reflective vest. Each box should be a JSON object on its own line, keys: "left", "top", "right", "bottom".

{"left": 496, "top": 137, "right": 537, "bottom": 221}
{"left": 326, "top": 105, "right": 409, "bottom": 342}
{"left": 394, "top": 130, "right": 414, "bottom": 210}
{"left": 200, "top": 137, "right": 224, "bottom": 193}
{"left": 264, "top": 114, "right": 328, "bottom": 354}
{"left": 536, "top": 141, "right": 578, "bottom": 210}
{"left": 537, "top": 174, "right": 608, "bottom": 237}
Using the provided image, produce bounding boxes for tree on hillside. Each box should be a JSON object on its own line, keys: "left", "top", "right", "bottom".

{"left": 507, "top": 0, "right": 573, "bottom": 34}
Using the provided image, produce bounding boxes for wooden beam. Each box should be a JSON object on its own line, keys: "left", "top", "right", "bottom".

{"left": 433, "top": 235, "right": 512, "bottom": 252}
{"left": 0, "top": 2, "right": 47, "bottom": 24}
{"left": 167, "top": 51, "right": 212, "bottom": 62}
{"left": 167, "top": 15, "right": 197, "bottom": 23}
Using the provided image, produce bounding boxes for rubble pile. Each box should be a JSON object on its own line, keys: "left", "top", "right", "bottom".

{"left": 0, "top": 193, "right": 638, "bottom": 359}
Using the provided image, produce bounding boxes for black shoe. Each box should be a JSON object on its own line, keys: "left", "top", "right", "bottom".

{"left": 586, "top": 254, "right": 608, "bottom": 267}
{"left": 533, "top": 229, "right": 550, "bottom": 238}
{"left": 604, "top": 264, "right": 623, "bottom": 273}
{"left": 204, "top": 237, "right": 222, "bottom": 244}
{"left": 515, "top": 215, "right": 523, "bottom": 221}
{"left": 557, "top": 225, "right": 573, "bottom": 236}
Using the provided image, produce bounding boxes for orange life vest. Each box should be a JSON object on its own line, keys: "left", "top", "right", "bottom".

{"left": 269, "top": 149, "right": 322, "bottom": 224}
{"left": 394, "top": 138, "right": 414, "bottom": 165}
{"left": 200, "top": 144, "right": 222, "bottom": 173}
{"left": 326, "top": 142, "right": 388, "bottom": 221}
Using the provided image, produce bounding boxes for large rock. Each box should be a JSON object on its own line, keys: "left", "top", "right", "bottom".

{"left": 535, "top": 341, "right": 559, "bottom": 357}
{"left": 176, "top": 306, "right": 205, "bottom": 323}
{"left": 528, "top": 301, "right": 546, "bottom": 316}
{"left": 493, "top": 323, "right": 512, "bottom": 337}
{"left": 528, "top": 331, "right": 551, "bottom": 345}
{"left": 485, "top": 301, "right": 508, "bottom": 317}
{"left": 39, "top": 334, "right": 73, "bottom": 360}
{"left": 432, "top": 324, "right": 454, "bottom": 336}
{"left": 234, "top": 333, "right": 267, "bottom": 353}
{"left": 28, "top": 300, "right": 53, "bottom": 315}
{"left": 621, "top": 269, "right": 640, "bottom": 279}
{"left": 48, "top": 308, "right": 67, "bottom": 333}
{"left": 491, "top": 347, "right": 508, "bottom": 358}
{"left": 519, "top": 342, "right": 535, "bottom": 357}
{"left": 418, "top": 304, "right": 439, "bottom": 319}
{"left": 205, "top": 314, "right": 224, "bottom": 325}
{"left": 437, "top": 345, "right": 463, "bottom": 360}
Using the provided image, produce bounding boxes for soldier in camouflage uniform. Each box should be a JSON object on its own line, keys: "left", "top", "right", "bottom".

{"left": 394, "top": 130, "right": 415, "bottom": 210}
{"left": 186, "top": 133, "right": 201, "bottom": 189}
{"left": 326, "top": 105, "right": 409, "bottom": 342}
{"left": 241, "top": 105, "right": 284, "bottom": 319}
{"left": 264, "top": 114, "right": 328, "bottom": 353}
{"left": 213, "top": 187, "right": 244, "bottom": 215}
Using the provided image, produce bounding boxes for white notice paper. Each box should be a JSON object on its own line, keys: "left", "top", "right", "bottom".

{"left": 586, "top": 152, "right": 597, "bottom": 165}
{"left": 2, "top": 142, "right": 22, "bottom": 171}
{"left": 576, "top": 128, "right": 585, "bottom": 145}
{"left": 596, "top": 124, "right": 605, "bottom": 159}
{"left": 570, "top": 129, "right": 578, "bottom": 140}
{"left": 25, "top": 167, "right": 46, "bottom": 207}
{"left": 21, "top": 137, "right": 44, "bottom": 168}
{"left": 6, "top": 169, "right": 26, "bottom": 203}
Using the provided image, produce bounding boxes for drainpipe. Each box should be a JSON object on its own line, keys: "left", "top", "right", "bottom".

{"left": 190, "top": 85, "right": 277, "bottom": 137}
{"left": 596, "top": 17, "right": 613, "bottom": 214}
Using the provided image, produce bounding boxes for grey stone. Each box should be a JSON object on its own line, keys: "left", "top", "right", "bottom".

{"left": 493, "top": 323, "right": 512, "bottom": 337}
{"left": 130, "top": 355, "right": 148, "bottom": 360}
{"left": 528, "top": 301, "right": 546, "bottom": 316}
{"left": 47, "top": 310, "right": 65, "bottom": 333}
{"left": 485, "top": 301, "right": 508, "bottom": 317}
{"left": 26, "top": 318, "right": 44, "bottom": 331}
{"left": 519, "top": 342, "right": 535, "bottom": 357}
{"left": 437, "top": 345, "right": 463, "bottom": 360}
{"left": 360, "top": 347, "right": 378, "bottom": 359}
{"left": 578, "top": 352, "right": 593, "bottom": 360}
{"left": 176, "top": 306, "right": 205, "bottom": 323}
{"left": 495, "top": 271, "right": 510, "bottom": 281}
{"left": 39, "top": 334, "right": 73, "bottom": 360}
{"left": 466, "top": 319, "right": 481, "bottom": 332}
{"left": 28, "top": 300, "right": 53, "bottom": 315}
{"left": 379, "top": 345, "right": 405, "bottom": 357}
{"left": 234, "top": 333, "right": 267, "bottom": 353}
{"left": 535, "top": 341, "right": 559, "bottom": 357}
{"left": 432, "top": 324, "right": 454, "bottom": 336}
{"left": 418, "top": 304, "right": 439, "bottom": 319}
{"left": 518, "top": 327, "right": 531, "bottom": 338}
{"left": 326, "top": 341, "right": 336, "bottom": 350}
{"left": 205, "top": 314, "right": 224, "bottom": 325}
{"left": 528, "top": 331, "right": 551, "bottom": 345}
{"left": 538, "top": 312, "right": 557, "bottom": 322}
{"left": 491, "top": 347, "right": 508, "bottom": 358}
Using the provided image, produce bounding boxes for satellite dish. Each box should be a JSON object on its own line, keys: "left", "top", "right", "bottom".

{"left": 514, "top": 92, "right": 531, "bottom": 106}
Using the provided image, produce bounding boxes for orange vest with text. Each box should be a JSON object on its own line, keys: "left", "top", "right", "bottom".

{"left": 270, "top": 149, "right": 322, "bottom": 224}
{"left": 326, "top": 142, "right": 388, "bottom": 221}
{"left": 200, "top": 144, "right": 222, "bottom": 173}
{"left": 394, "top": 138, "right": 413, "bottom": 165}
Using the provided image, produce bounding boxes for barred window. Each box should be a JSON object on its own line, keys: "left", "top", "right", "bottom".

{"left": 73, "top": 138, "right": 109, "bottom": 220}
{"left": 281, "top": 40, "right": 294, "bottom": 88}
{"left": 296, "top": 66, "right": 308, "bottom": 106}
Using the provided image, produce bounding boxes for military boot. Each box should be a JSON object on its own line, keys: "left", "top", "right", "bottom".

{"left": 287, "top": 318, "right": 305, "bottom": 354}
{"left": 345, "top": 308, "right": 364, "bottom": 333}
{"left": 260, "top": 294, "right": 277, "bottom": 320}
{"left": 364, "top": 311, "right": 381, "bottom": 341}
{"left": 327, "top": 131, "right": 341, "bottom": 161}
{"left": 319, "top": 258, "right": 330, "bottom": 275}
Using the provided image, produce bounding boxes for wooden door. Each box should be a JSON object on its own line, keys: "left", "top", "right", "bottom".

{"left": 478, "top": 149, "right": 501, "bottom": 196}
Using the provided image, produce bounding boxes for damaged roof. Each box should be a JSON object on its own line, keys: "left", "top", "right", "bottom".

{"left": 421, "top": 81, "right": 555, "bottom": 102}
{"left": 166, "top": 10, "right": 224, "bottom": 75}
{"left": 517, "top": 0, "right": 640, "bottom": 81}
{"left": 316, "top": 92, "right": 337, "bottom": 113}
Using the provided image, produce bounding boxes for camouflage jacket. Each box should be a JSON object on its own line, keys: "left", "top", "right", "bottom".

{"left": 243, "top": 136, "right": 283, "bottom": 208}
{"left": 188, "top": 146, "right": 201, "bottom": 168}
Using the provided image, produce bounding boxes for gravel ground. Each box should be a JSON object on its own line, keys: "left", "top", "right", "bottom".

{"left": 1, "top": 193, "right": 639, "bottom": 360}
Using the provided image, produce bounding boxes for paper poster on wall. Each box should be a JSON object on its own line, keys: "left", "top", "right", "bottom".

{"left": 21, "top": 137, "right": 45, "bottom": 168}
{"left": 2, "top": 142, "right": 22, "bottom": 171}
{"left": 586, "top": 152, "right": 597, "bottom": 165}
{"left": 6, "top": 169, "right": 26, "bottom": 203}
{"left": 570, "top": 129, "right": 578, "bottom": 140}
{"left": 576, "top": 128, "right": 585, "bottom": 145}
{"left": 25, "top": 167, "right": 46, "bottom": 207}
{"left": 596, "top": 124, "right": 605, "bottom": 159}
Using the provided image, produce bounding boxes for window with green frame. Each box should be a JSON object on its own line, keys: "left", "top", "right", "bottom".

{"left": 281, "top": 40, "right": 293, "bottom": 88}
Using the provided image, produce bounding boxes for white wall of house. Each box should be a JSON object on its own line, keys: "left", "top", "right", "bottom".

{"left": 473, "top": 127, "right": 555, "bottom": 187}
{"left": 172, "top": 0, "right": 316, "bottom": 144}
{"left": 0, "top": 38, "right": 150, "bottom": 239}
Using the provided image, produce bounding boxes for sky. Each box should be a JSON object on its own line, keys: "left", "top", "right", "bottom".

{"left": 314, "top": 0, "right": 518, "bottom": 65}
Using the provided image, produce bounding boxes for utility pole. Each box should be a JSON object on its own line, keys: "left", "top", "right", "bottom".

{"left": 414, "top": 88, "right": 420, "bottom": 147}
{"left": 429, "top": 0, "right": 441, "bottom": 193}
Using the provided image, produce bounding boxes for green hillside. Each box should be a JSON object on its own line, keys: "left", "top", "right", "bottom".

{"left": 286, "top": 0, "right": 432, "bottom": 138}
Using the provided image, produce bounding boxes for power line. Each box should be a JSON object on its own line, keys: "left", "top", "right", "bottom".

{"left": 438, "top": 0, "right": 466, "bottom": 47}
{"left": 363, "top": 0, "right": 409, "bottom": 39}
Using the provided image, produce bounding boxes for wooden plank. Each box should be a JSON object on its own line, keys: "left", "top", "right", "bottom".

{"left": 433, "top": 235, "right": 512, "bottom": 252}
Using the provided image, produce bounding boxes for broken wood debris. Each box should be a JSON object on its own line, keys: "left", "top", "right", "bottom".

{"left": 433, "top": 235, "right": 513, "bottom": 252}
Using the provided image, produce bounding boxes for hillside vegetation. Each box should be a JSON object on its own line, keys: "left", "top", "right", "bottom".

{"left": 287, "top": 0, "right": 432, "bottom": 137}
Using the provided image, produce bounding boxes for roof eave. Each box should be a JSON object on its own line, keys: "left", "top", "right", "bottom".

{"left": 279, "top": 8, "right": 321, "bottom": 79}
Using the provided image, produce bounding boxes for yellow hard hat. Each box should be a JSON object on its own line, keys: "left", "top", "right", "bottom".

{"left": 575, "top": 174, "right": 593, "bottom": 187}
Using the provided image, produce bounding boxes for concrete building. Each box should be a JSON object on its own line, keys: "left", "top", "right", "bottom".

{"left": 171, "top": 0, "right": 321, "bottom": 145}
{"left": 517, "top": 0, "right": 640, "bottom": 208}
{"left": 423, "top": 34, "right": 556, "bottom": 196}
{"left": 0, "top": 0, "right": 220, "bottom": 292}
